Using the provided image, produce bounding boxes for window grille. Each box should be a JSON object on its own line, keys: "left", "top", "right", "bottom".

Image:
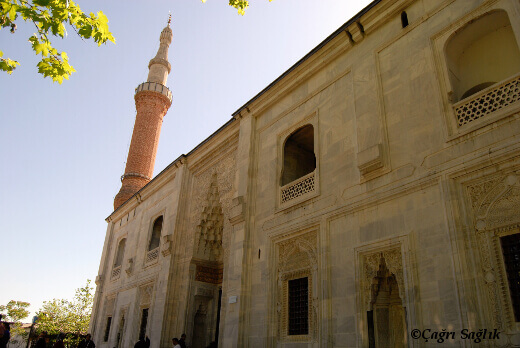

{"left": 500, "top": 233, "right": 520, "bottom": 321}
{"left": 111, "top": 266, "right": 121, "bottom": 280}
{"left": 453, "top": 74, "right": 520, "bottom": 127}
{"left": 288, "top": 277, "right": 309, "bottom": 335}
{"left": 146, "top": 248, "right": 159, "bottom": 263}
{"left": 281, "top": 171, "right": 315, "bottom": 204}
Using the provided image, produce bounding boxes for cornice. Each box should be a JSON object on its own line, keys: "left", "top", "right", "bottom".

{"left": 232, "top": 0, "right": 430, "bottom": 119}
{"left": 106, "top": 157, "right": 183, "bottom": 222}
{"left": 187, "top": 123, "right": 240, "bottom": 175}
{"left": 360, "top": 0, "right": 415, "bottom": 33}
{"left": 246, "top": 33, "right": 353, "bottom": 118}
{"left": 106, "top": 121, "right": 239, "bottom": 222}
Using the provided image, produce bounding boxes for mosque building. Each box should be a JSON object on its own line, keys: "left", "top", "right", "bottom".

{"left": 90, "top": 0, "right": 520, "bottom": 346}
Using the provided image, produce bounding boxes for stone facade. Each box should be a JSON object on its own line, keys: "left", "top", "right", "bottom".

{"left": 91, "top": 0, "right": 520, "bottom": 347}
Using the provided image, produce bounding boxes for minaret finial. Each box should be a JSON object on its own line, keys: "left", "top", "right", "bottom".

{"left": 168, "top": 12, "right": 171, "bottom": 27}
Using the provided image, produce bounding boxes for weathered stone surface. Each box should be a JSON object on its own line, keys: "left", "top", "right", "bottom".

{"left": 92, "top": 2, "right": 520, "bottom": 348}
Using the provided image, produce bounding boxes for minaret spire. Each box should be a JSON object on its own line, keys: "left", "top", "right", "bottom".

{"left": 114, "top": 18, "right": 174, "bottom": 210}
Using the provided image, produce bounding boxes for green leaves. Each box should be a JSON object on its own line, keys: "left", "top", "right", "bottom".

{"left": 0, "top": 300, "right": 31, "bottom": 322}
{"left": 201, "top": 0, "right": 273, "bottom": 15}
{"left": 36, "top": 280, "right": 94, "bottom": 340}
{"left": 29, "top": 35, "right": 51, "bottom": 56}
{"left": 0, "top": 301, "right": 31, "bottom": 343}
{"left": 0, "top": 0, "right": 115, "bottom": 82}
{"left": 228, "top": 0, "right": 249, "bottom": 15}
{"left": 0, "top": 50, "right": 20, "bottom": 73}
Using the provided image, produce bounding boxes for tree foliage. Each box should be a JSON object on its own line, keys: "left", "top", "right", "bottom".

{"left": 35, "top": 279, "right": 93, "bottom": 345}
{"left": 0, "top": 300, "right": 31, "bottom": 341}
{"left": 0, "top": 300, "right": 30, "bottom": 322}
{"left": 201, "top": 0, "right": 273, "bottom": 15}
{"left": 0, "top": 0, "right": 115, "bottom": 83}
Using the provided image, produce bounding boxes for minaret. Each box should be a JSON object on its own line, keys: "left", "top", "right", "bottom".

{"left": 114, "top": 17, "right": 173, "bottom": 210}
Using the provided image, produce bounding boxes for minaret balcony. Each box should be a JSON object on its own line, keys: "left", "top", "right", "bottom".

{"left": 135, "top": 82, "right": 172, "bottom": 103}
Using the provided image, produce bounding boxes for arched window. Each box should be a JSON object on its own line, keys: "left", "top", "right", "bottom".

{"left": 445, "top": 10, "right": 520, "bottom": 102}
{"left": 114, "top": 238, "right": 126, "bottom": 267}
{"left": 281, "top": 125, "right": 316, "bottom": 186}
{"left": 148, "top": 216, "right": 163, "bottom": 251}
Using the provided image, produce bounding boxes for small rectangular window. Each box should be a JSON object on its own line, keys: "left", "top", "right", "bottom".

{"left": 500, "top": 233, "right": 520, "bottom": 321}
{"left": 139, "top": 308, "right": 149, "bottom": 339}
{"left": 288, "top": 277, "right": 309, "bottom": 335}
{"left": 104, "top": 316, "right": 112, "bottom": 342}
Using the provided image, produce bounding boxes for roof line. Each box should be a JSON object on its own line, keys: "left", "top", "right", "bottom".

{"left": 232, "top": 0, "right": 382, "bottom": 117}
{"left": 108, "top": 117, "right": 237, "bottom": 219}
{"left": 108, "top": 0, "right": 382, "bottom": 219}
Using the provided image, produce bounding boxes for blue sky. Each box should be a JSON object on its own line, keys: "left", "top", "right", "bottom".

{"left": 0, "top": 0, "right": 372, "bottom": 320}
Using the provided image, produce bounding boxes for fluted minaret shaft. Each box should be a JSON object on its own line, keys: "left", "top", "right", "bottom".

{"left": 114, "top": 21, "right": 173, "bottom": 210}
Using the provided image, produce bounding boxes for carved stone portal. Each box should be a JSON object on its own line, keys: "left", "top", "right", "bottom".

{"left": 195, "top": 173, "right": 224, "bottom": 262}
{"left": 361, "top": 247, "right": 406, "bottom": 348}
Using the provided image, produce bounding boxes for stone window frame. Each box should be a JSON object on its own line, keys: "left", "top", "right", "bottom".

{"left": 143, "top": 211, "right": 166, "bottom": 267}
{"left": 101, "top": 296, "right": 116, "bottom": 344}
{"left": 269, "top": 228, "right": 319, "bottom": 344}
{"left": 431, "top": 3, "right": 520, "bottom": 139}
{"left": 134, "top": 282, "right": 155, "bottom": 342}
{"left": 467, "top": 172, "right": 520, "bottom": 333}
{"left": 494, "top": 228, "right": 520, "bottom": 326}
{"left": 281, "top": 269, "right": 313, "bottom": 341}
{"left": 475, "top": 221, "right": 520, "bottom": 331}
{"left": 111, "top": 237, "right": 127, "bottom": 281}
{"left": 276, "top": 109, "right": 320, "bottom": 211}
{"left": 148, "top": 216, "right": 163, "bottom": 251}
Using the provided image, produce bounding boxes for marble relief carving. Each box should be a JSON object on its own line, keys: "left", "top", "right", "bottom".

{"left": 360, "top": 247, "right": 406, "bottom": 348}
{"left": 362, "top": 247, "right": 404, "bottom": 310}
{"left": 467, "top": 173, "right": 520, "bottom": 331}
{"left": 140, "top": 283, "right": 154, "bottom": 306}
{"left": 195, "top": 174, "right": 224, "bottom": 262}
{"left": 276, "top": 231, "right": 318, "bottom": 342}
{"left": 190, "top": 153, "right": 236, "bottom": 267}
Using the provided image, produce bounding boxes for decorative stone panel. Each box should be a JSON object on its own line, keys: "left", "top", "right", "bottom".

{"left": 105, "top": 297, "right": 116, "bottom": 317}
{"left": 189, "top": 152, "right": 236, "bottom": 266}
{"left": 125, "top": 257, "right": 134, "bottom": 276}
{"left": 195, "top": 174, "right": 224, "bottom": 262}
{"left": 467, "top": 173, "right": 520, "bottom": 333}
{"left": 195, "top": 265, "right": 223, "bottom": 285}
{"left": 139, "top": 283, "right": 154, "bottom": 307}
{"left": 275, "top": 230, "right": 318, "bottom": 343}
{"left": 360, "top": 247, "right": 405, "bottom": 311}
